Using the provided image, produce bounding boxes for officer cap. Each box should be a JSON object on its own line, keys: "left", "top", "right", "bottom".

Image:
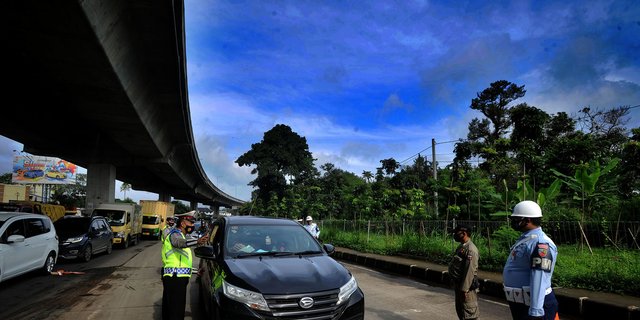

{"left": 175, "top": 210, "right": 197, "bottom": 223}
{"left": 306, "top": 216, "right": 313, "bottom": 221}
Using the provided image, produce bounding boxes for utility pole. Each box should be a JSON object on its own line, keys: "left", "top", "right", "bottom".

{"left": 432, "top": 139, "right": 438, "bottom": 218}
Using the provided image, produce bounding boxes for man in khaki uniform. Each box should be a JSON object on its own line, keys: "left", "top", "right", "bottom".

{"left": 448, "top": 224, "right": 480, "bottom": 320}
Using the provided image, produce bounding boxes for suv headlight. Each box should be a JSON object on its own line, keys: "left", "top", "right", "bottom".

{"left": 66, "top": 236, "right": 84, "bottom": 244}
{"left": 116, "top": 232, "right": 126, "bottom": 238}
{"left": 222, "top": 280, "right": 270, "bottom": 311}
{"left": 337, "top": 276, "right": 358, "bottom": 305}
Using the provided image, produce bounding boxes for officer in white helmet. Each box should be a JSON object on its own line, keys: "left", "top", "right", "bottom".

{"left": 303, "top": 215, "right": 320, "bottom": 239}
{"left": 503, "top": 201, "right": 558, "bottom": 320}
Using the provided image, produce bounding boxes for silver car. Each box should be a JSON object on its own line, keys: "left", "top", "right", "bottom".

{"left": 0, "top": 212, "right": 59, "bottom": 283}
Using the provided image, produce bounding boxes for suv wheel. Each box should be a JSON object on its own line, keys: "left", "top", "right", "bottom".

{"left": 41, "top": 252, "right": 56, "bottom": 274}
{"left": 82, "top": 244, "right": 92, "bottom": 262}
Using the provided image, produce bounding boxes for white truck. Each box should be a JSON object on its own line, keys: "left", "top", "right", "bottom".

{"left": 140, "top": 200, "right": 175, "bottom": 240}
{"left": 93, "top": 203, "right": 142, "bottom": 248}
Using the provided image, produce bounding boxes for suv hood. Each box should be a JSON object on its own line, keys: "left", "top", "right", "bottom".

{"left": 224, "top": 255, "right": 352, "bottom": 294}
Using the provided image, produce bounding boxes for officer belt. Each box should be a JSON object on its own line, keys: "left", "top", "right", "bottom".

{"left": 163, "top": 267, "right": 192, "bottom": 275}
{"left": 504, "top": 286, "right": 552, "bottom": 306}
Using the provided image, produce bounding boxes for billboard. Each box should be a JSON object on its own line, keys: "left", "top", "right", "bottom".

{"left": 12, "top": 154, "right": 78, "bottom": 185}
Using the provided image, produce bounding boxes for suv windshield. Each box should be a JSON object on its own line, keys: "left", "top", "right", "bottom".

{"left": 55, "top": 218, "right": 90, "bottom": 238}
{"left": 226, "top": 224, "right": 322, "bottom": 257}
{"left": 95, "top": 209, "right": 125, "bottom": 226}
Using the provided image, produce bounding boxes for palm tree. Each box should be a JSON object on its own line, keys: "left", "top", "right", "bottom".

{"left": 120, "top": 182, "right": 132, "bottom": 199}
{"left": 362, "top": 171, "right": 373, "bottom": 183}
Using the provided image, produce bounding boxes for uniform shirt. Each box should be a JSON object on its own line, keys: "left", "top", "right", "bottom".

{"left": 503, "top": 227, "right": 557, "bottom": 317}
{"left": 448, "top": 239, "right": 479, "bottom": 292}
{"left": 304, "top": 223, "right": 320, "bottom": 238}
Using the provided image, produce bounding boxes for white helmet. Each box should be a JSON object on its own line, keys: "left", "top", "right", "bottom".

{"left": 511, "top": 200, "right": 542, "bottom": 218}
{"left": 306, "top": 216, "right": 313, "bottom": 221}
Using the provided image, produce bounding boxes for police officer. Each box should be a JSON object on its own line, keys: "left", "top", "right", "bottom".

{"left": 161, "top": 211, "right": 208, "bottom": 320}
{"left": 448, "top": 224, "right": 480, "bottom": 320}
{"left": 304, "top": 215, "right": 320, "bottom": 239}
{"left": 503, "top": 201, "right": 558, "bottom": 320}
{"left": 161, "top": 216, "right": 176, "bottom": 242}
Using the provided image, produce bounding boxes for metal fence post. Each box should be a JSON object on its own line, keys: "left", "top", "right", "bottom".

{"left": 367, "top": 220, "right": 371, "bottom": 242}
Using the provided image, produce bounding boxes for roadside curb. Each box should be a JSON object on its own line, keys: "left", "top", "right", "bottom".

{"left": 334, "top": 248, "right": 640, "bottom": 320}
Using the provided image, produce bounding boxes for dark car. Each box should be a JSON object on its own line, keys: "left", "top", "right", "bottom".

{"left": 195, "top": 216, "right": 365, "bottom": 320}
{"left": 23, "top": 169, "right": 44, "bottom": 178}
{"left": 54, "top": 216, "right": 113, "bottom": 262}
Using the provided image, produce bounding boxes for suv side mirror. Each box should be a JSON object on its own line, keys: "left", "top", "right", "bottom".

{"left": 7, "top": 234, "right": 25, "bottom": 243}
{"left": 323, "top": 243, "right": 335, "bottom": 255}
{"left": 194, "top": 245, "right": 216, "bottom": 260}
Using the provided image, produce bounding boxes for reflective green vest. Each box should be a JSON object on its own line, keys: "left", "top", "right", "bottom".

{"left": 162, "top": 230, "right": 192, "bottom": 277}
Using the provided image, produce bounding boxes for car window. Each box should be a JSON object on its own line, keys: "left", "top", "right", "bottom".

{"left": 42, "top": 218, "right": 51, "bottom": 233}
{"left": 2, "top": 220, "right": 26, "bottom": 242}
{"left": 98, "top": 220, "right": 109, "bottom": 231}
{"left": 91, "top": 220, "right": 100, "bottom": 232}
{"left": 25, "top": 218, "right": 47, "bottom": 238}
{"left": 225, "top": 224, "right": 322, "bottom": 255}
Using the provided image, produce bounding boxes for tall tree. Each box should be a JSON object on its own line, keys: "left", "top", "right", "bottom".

{"left": 236, "top": 124, "right": 316, "bottom": 203}
{"left": 455, "top": 80, "right": 526, "bottom": 186}
{"left": 120, "top": 182, "right": 132, "bottom": 199}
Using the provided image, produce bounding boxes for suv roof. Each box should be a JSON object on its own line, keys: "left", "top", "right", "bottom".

{"left": 223, "top": 215, "right": 299, "bottom": 226}
{"left": 0, "top": 211, "right": 50, "bottom": 222}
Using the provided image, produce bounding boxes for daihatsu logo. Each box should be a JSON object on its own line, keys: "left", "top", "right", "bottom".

{"left": 299, "top": 297, "right": 314, "bottom": 309}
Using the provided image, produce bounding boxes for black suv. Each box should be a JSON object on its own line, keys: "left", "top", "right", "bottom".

{"left": 55, "top": 216, "right": 113, "bottom": 262}
{"left": 195, "top": 216, "right": 365, "bottom": 320}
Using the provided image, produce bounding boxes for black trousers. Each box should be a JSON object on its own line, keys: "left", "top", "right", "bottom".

{"left": 508, "top": 291, "right": 558, "bottom": 320}
{"left": 162, "top": 275, "right": 190, "bottom": 320}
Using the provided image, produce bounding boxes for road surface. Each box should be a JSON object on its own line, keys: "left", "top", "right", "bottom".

{"left": 1, "top": 240, "right": 520, "bottom": 319}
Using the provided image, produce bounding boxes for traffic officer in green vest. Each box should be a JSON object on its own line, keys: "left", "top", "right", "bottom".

{"left": 161, "top": 216, "right": 176, "bottom": 242}
{"left": 161, "top": 211, "right": 208, "bottom": 320}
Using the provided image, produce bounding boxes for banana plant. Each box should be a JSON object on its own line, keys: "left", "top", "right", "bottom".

{"left": 550, "top": 158, "right": 620, "bottom": 219}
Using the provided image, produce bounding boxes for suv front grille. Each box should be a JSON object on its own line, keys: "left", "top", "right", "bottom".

{"left": 258, "top": 289, "right": 347, "bottom": 320}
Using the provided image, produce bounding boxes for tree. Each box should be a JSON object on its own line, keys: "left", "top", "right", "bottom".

{"left": 120, "top": 183, "right": 132, "bottom": 199}
{"left": 171, "top": 200, "right": 190, "bottom": 214}
{"left": 454, "top": 80, "right": 526, "bottom": 187}
{"left": 362, "top": 171, "right": 373, "bottom": 183}
{"left": 0, "top": 172, "right": 12, "bottom": 184}
{"left": 236, "top": 124, "right": 316, "bottom": 203}
{"left": 51, "top": 173, "right": 87, "bottom": 209}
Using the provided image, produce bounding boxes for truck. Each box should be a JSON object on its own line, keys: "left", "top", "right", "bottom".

{"left": 1, "top": 200, "right": 66, "bottom": 223}
{"left": 92, "top": 203, "right": 142, "bottom": 248}
{"left": 140, "top": 200, "right": 175, "bottom": 240}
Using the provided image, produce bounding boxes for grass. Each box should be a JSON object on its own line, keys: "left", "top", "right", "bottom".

{"left": 322, "top": 227, "right": 640, "bottom": 297}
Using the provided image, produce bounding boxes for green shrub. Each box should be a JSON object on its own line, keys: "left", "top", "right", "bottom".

{"left": 322, "top": 226, "right": 640, "bottom": 296}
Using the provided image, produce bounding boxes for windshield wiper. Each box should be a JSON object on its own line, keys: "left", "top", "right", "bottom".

{"left": 293, "top": 250, "right": 323, "bottom": 255}
{"left": 235, "top": 251, "right": 296, "bottom": 258}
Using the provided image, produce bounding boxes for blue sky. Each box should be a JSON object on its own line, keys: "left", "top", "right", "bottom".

{"left": 1, "top": 0, "right": 639, "bottom": 203}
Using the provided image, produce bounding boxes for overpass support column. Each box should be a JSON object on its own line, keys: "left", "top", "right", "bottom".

{"left": 85, "top": 163, "right": 116, "bottom": 213}
{"left": 190, "top": 201, "right": 198, "bottom": 210}
{"left": 213, "top": 206, "right": 220, "bottom": 216}
{"left": 158, "top": 193, "right": 171, "bottom": 202}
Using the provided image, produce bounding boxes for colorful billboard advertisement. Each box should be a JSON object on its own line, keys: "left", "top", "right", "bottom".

{"left": 12, "top": 154, "right": 78, "bottom": 185}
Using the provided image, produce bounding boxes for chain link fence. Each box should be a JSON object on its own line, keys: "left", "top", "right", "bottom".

{"left": 320, "top": 219, "right": 640, "bottom": 249}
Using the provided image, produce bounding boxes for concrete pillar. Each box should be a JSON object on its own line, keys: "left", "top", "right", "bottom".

{"left": 85, "top": 163, "right": 116, "bottom": 214}
{"left": 213, "top": 206, "right": 220, "bottom": 216}
{"left": 158, "top": 193, "right": 171, "bottom": 202}
{"left": 190, "top": 201, "right": 197, "bottom": 210}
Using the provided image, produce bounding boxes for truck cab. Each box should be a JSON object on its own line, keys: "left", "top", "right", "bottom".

{"left": 93, "top": 203, "right": 142, "bottom": 248}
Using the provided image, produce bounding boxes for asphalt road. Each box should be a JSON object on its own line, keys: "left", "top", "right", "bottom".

{"left": 1, "top": 240, "right": 516, "bottom": 320}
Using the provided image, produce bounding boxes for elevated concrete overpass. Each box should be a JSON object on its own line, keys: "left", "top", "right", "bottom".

{"left": 2, "top": 0, "right": 244, "bottom": 209}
